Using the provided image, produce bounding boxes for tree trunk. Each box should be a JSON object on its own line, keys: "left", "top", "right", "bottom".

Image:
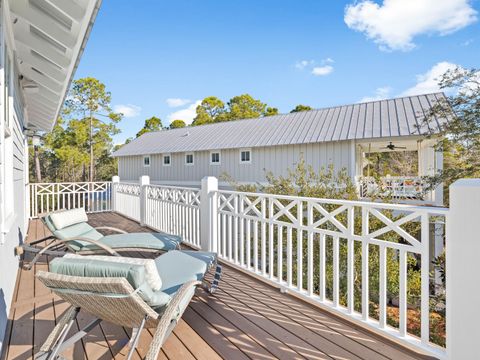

{"left": 89, "top": 112, "right": 94, "bottom": 182}
{"left": 34, "top": 146, "right": 42, "bottom": 182}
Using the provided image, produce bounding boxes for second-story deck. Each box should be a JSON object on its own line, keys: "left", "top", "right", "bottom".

{"left": 1, "top": 212, "right": 433, "bottom": 360}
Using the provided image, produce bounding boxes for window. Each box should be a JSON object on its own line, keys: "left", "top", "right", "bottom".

{"left": 143, "top": 155, "right": 151, "bottom": 167}
{"left": 185, "top": 153, "right": 194, "bottom": 165}
{"left": 240, "top": 149, "right": 251, "bottom": 164}
{"left": 210, "top": 151, "right": 220, "bottom": 165}
{"left": 163, "top": 154, "right": 171, "bottom": 166}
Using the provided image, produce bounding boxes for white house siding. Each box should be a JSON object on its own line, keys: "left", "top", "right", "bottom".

{"left": 0, "top": 11, "right": 28, "bottom": 350}
{"left": 118, "top": 141, "right": 354, "bottom": 186}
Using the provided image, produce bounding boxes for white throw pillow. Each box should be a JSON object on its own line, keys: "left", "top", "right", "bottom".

{"left": 64, "top": 253, "right": 162, "bottom": 291}
{"left": 50, "top": 208, "right": 88, "bottom": 230}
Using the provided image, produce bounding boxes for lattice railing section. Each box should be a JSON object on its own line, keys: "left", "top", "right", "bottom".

{"left": 358, "top": 176, "right": 428, "bottom": 200}
{"left": 29, "top": 182, "right": 112, "bottom": 218}
{"left": 215, "top": 189, "right": 447, "bottom": 353}
{"left": 114, "top": 182, "right": 142, "bottom": 222}
{"left": 144, "top": 185, "right": 201, "bottom": 248}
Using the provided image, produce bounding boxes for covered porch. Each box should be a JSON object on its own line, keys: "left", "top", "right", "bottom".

{"left": 2, "top": 212, "right": 432, "bottom": 360}
{"left": 354, "top": 137, "right": 443, "bottom": 205}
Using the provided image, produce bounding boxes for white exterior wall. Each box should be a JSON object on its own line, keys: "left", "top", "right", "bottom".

{"left": 0, "top": 7, "right": 29, "bottom": 351}
{"left": 118, "top": 141, "right": 354, "bottom": 186}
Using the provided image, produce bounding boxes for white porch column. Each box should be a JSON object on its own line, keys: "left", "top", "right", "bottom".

{"left": 200, "top": 176, "right": 218, "bottom": 252}
{"left": 447, "top": 179, "right": 480, "bottom": 359}
{"left": 139, "top": 175, "right": 150, "bottom": 226}
{"left": 111, "top": 176, "right": 119, "bottom": 212}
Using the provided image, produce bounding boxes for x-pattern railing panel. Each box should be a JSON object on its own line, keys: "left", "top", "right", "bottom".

{"left": 215, "top": 188, "right": 448, "bottom": 355}
{"left": 29, "top": 182, "right": 113, "bottom": 218}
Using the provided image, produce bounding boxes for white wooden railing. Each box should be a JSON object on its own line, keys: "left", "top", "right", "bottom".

{"left": 112, "top": 182, "right": 142, "bottom": 222}
{"left": 144, "top": 184, "right": 201, "bottom": 248}
{"left": 111, "top": 177, "right": 201, "bottom": 248}
{"left": 110, "top": 176, "right": 447, "bottom": 357}
{"left": 358, "top": 176, "right": 429, "bottom": 200}
{"left": 29, "top": 175, "right": 480, "bottom": 359}
{"left": 29, "top": 182, "right": 112, "bottom": 218}
{"left": 214, "top": 188, "right": 447, "bottom": 356}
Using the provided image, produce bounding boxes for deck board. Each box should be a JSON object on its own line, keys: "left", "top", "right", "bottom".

{"left": 2, "top": 212, "right": 436, "bottom": 360}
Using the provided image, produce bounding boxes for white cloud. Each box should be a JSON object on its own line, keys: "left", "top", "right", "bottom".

{"left": 166, "top": 100, "right": 201, "bottom": 125}
{"left": 360, "top": 86, "right": 392, "bottom": 102}
{"left": 114, "top": 104, "right": 141, "bottom": 118}
{"left": 312, "top": 65, "right": 334, "bottom": 76}
{"left": 401, "top": 62, "right": 460, "bottom": 96}
{"left": 344, "top": 0, "right": 477, "bottom": 51}
{"left": 166, "top": 98, "right": 191, "bottom": 108}
{"left": 295, "top": 60, "right": 315, "bottom": 70}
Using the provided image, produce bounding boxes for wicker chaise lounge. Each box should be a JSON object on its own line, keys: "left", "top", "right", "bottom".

{"left": 18, "top": 208, "right": 183, "bottom": 269}
{"left": 35, "top": 250, "right": 222, "bottom": 360}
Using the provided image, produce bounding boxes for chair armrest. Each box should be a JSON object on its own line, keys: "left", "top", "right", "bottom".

{"left": 145, "top": 280, "right": 201, "bottom": 360}
{"left": 94, "top": 226, "right": 128, "bottom": 234}
{"left": 24, "top": 237, "right": 120, "bottom": 271}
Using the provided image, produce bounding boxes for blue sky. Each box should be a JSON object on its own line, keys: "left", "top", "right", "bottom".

{"left": 75, "top": 0, "right": 479, "bottom": 144}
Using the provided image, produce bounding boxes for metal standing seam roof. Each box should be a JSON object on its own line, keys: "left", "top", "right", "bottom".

{"left": 113, "top": 92, "right": 448, "bottom": 157}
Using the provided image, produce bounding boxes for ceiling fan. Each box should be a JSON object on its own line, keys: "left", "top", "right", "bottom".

{"left": 381, "top": 142, "right": 407, "bottom": 151}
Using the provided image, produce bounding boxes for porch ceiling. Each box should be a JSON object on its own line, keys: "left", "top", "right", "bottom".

{"left": 358, "top": 137, "right": 421, "bottom": 152}
{"left": 7, "top": 0, "right": 101, "bottom": 132}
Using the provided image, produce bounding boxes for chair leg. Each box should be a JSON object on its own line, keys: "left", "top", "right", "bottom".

{"left": 203, "top": 263, "right": 222, "bottom": 294}
{"left": 126, "top": 316, "right": 147, "bottom": 360}
{"left": 39, "top": 307, "right": 79, "bottom": 353}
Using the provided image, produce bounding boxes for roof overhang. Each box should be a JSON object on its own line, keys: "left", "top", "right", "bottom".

{"left": 6, "top": 0, "right": 102, "bottom": 132}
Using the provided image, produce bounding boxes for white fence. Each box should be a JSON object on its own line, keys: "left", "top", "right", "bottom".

{"left": 144, "top": 184, "right": 201, "bottom": 248}
{"left": 108, "top": 176, "right": 448, "bottom": 357}
{"left": 113, "top": 182, "right": 142, "bottom": 222}
{"left": 111, "top": 178, "right": 201, "bottom": 248}
{"left": 358, "top": 176, "right": 429, "bottom": 201}
{"left": 29, "top": 182, "right": 112, "bottom": 218}
{"left": 215, "top": 188, "right": 447, "bottom": 356}
{"left": 37, "top": 176, "right": 480, "bottom": 359}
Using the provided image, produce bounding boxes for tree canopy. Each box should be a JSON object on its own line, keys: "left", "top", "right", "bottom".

{"left": 136, "top": 116, "right": 163, "bottom": 137}
{"left": 290, "top": 104, "right": 313, "bottom": 113}
{"left": 30, "top": 77, "right": 122, "bottom": 182}
{"left": 192, "top": 94, "right": 277, "bottom": 126}
{"left": 422, "top": 67, "right": 480, "bottom": 202}
{"left": 169, "top": 119, "right": 186, "bottom": 129}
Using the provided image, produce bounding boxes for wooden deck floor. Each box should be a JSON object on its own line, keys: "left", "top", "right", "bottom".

{"left": 1, "top": 212, "right": 434, "bottom": 360}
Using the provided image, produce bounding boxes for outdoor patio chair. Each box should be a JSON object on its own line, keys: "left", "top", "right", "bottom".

{"left": 18, "top": 207, "right": 183, "bottom": 270}
{"left": 34, "top": 250, "right": 222, "bottom": 360}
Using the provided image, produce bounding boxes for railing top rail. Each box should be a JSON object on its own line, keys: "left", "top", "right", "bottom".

{"left": 146, "top": 183, "right": 201, "bottom": 191}
{"left": 216, "top": 189, "right": 449, "bottom": 215}
{"left": 30, "top": 181, "right": 112, "bottom": 185}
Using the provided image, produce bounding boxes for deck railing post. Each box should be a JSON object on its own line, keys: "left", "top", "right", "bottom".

{"left": 200, "top": 176, "right": 218, "bottom": 252}
{"left": 139, "top": 175, "right": 150, "bottom": 226}
{"left": 111, "top": 176, "right": 119, "bottom": 212}
{"left": 446, "top": 179, "right": 480, "bottom": 359}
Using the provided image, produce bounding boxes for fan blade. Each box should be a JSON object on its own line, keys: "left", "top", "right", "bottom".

{"left": 396, "top": 146, "right": 407, "bottom": 149}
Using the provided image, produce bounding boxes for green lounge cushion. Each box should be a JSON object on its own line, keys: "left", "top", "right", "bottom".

{"left": 53, "top": 222, "right": 103, "bottom": 251}
{"left": 155, "top": 250, "right": 216, "bottom": 295}
{"left": 49, "top": 257, "right": 170, "bottom": 308}
{"left": 78, "top": 232, "right": 182, "bottom": 252}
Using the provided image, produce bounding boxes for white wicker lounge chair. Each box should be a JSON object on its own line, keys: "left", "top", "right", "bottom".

{"left": 18, "top": 208, "right": 183, "bottom": 270}
{"left": 35, "top": 250, "right": 222, "bottom": 360}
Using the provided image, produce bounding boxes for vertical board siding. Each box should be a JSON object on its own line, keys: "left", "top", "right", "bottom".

{"left": 118, "top": 141, "right": 353, "bottom": 185}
